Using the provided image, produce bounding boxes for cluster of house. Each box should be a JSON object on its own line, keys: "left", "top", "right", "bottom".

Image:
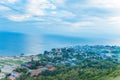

{"left": 0, "top": 64, "right": 20, "bottom": 80}
{"left": 6, "top": 63, "right": 56, "bottom": 80}
{"left": 9, "top": 71, "right": 20, "bottom": 80}
{"left": 0, "top": 73, "right": 6, "bottom": 79}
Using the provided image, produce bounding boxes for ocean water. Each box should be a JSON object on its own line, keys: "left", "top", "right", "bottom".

{"left": 0, "top": 31, "right": 119, "bottom": 56}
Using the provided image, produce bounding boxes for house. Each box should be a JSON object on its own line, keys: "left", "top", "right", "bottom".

{"left": 31, "top": 70, "right": 42, "bottom": 76}
{"left": 47, "top": 66, "right": 55, "bottom": 71}
{"left": 0, "top": 73, "right": 6, "bottom": 79}
{"left": 9, "top": 71, "right": 21, "bottom": 80}
{"left": 37, "top": 66, "right": 44, "bottom": 69}
{"left": 11, "top": 71, "right": 20, "bottom": 78}
{"left": 25, "top": 63, "right": 33, "bottom": 68}
{"left": 9, "top": 76, "right": 16, "bottom": 80}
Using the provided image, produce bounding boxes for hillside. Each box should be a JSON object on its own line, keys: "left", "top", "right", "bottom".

{"left": 2, "top": 45, "right": 120, "bottom": 80}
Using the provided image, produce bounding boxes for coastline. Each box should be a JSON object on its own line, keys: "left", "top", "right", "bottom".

{"left": 0, "top": 45, "right": 120, "bottom": 80}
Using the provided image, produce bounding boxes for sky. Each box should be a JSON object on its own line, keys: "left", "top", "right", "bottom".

{"left": 0, "top": 0, "right": 120, "bottom": 38}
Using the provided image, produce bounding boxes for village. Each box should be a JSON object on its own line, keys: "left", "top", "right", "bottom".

{"left": 0, "top": 45, "right": 120, "bottom": 80}
{"left": 0, "top": 55, "right": 56, "bottom": 80}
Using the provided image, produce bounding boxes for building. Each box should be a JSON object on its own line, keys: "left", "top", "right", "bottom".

{"left": 0, "top": 73, "right": 6, "bottom": 79}
{"left": 9, "top": 71, "right": 21, "bottom": 80}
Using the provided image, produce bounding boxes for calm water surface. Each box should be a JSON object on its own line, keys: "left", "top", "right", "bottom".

{"left": 0, "top": 31, "right": 120, "bottom": 56}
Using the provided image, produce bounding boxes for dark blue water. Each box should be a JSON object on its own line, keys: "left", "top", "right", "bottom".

{"left": 0, "top": 31, "right": 119, "bottom": 56}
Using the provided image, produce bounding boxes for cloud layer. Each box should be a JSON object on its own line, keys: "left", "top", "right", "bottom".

{"left": 0, "top": 0, "right": 120, "bottom": 37}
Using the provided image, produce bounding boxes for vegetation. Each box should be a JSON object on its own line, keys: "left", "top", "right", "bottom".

{"left": 3, "top": 45, "right": 120, "bottom": 80}
{"left": 16, "top": 65, "right": 120, "bottom": 80}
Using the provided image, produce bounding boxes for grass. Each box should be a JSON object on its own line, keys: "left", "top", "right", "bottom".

{"left": 0, "top": 59, "right": 24, "bottom": 66}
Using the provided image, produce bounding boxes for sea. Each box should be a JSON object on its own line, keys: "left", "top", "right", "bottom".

{"left": 0, "top": 31, "right": 120, "bottom": 56}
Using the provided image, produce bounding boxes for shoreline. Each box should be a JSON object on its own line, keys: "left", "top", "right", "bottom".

{"left": 0, "top": 45, "right": 120, "bottom": 57}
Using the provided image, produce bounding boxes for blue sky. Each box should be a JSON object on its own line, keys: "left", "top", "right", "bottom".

{"left": 0, "top": 0, "right": 120, "bottom": 38}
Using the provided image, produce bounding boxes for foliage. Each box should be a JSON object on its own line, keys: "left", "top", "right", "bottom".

{"left": 3, "top": 46, "right": 120, "bottom": 80}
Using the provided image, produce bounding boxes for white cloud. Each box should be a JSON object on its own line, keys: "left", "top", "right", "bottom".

{"left": 0, "top": 0, "right": 58, "bottom": 22}
{"left": 26, "top": 0, "right": 56, "bottom": 16}
{"left": 88, "top": 0, "right": 120, "bottom": 9}
{"left": 77, "top": 15, "right": 120, "bottom": 34}
{"left": 60, "top": 10, "right": 75, "bottom": 18}
{"left": 53, "top": 10, "right": 76, "bottom": 18}
{"left": 106, "top": 16, "right": 120, "bottom": 22}
{"left": 71, "top": 22, "right": 93, "bottom": 27}
{"left": 62, "top": 21, "right": 93, "bottom": 31}
{"left": 8, "top": 0, "right": 18, "bottom": 4}
{"left": 7, "top": 14, "right": 30, "bottom": 22}
{"left": 89, "top": 15, "right": 120, "bottom": 26}
{"left": 0, "top": 6, "right": 10, "bottom": 10}
{"left": 27, "top": 8, "right": 45, "bottom": 16}
{"left": 105, "top": 16, "right": 120, "bottom": 34}
{"left": 53, "top": 0, "right": 66, "bottom": 6}
{"left": 0, "top": 0, "right": 18, "bottom": 4}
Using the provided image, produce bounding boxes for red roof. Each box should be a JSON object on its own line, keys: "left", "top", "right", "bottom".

{"left": 26, "top": 63, "right": 33, "bottom": 67}
{"left": 47, "top": 66, "right": 55, "bottom": 71}
{"left": 9, "top": 76, "right": 16, "bottom": 80}
{"left": 31, "top": 70, "right": 42, "bottom": 76}
{"left": 37, "top": 66, "right": 44, "bottom": 68}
